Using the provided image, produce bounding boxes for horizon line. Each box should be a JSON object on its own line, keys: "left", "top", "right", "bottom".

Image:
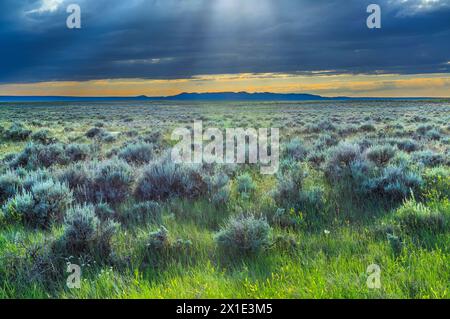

{"left": 0, "top": 91, "right": 449, "bottom": 100}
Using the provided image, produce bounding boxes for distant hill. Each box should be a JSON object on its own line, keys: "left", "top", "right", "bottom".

{"left": 161, "top": 92, "right": 350, "bottom": 101}
{"left": 0, "top": 92, "right": 439, "bottom": 102}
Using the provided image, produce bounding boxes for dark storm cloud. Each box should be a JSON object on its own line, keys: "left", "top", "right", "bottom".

{"left": 0, "top": 0, "right": 449, "bottom": 83}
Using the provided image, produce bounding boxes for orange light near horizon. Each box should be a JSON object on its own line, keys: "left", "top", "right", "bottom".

{"left": 1, "top": 73, "right": 450, "bottom": 98}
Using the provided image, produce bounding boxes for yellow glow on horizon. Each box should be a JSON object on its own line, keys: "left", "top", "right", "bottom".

{"left": 0, "top": 72, "right": 449, "bottom": 98}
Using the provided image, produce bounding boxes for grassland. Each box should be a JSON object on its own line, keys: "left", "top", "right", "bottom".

{"left": 0, "top": 100, "right": 449, "bottom": 299}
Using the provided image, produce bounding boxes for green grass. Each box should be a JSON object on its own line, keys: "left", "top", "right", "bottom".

{"left": 2, "top": 222, "right": 447, "bottom": 299}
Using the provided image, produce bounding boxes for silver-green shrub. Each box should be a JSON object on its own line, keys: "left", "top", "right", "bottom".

{"left": 214, "top": 215, "right": 271, "bottom": 255}
{"left": 3, "top": 179, "right": 73, "bottom": 228}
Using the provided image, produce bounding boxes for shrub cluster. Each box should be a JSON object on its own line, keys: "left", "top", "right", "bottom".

{"left": 94, "top": 202, "right": 116, "bottom": 221}
{"left": 59, "top": 159, "right": 134, "bottom": 204}
{"left": 395, "top": 139, "right": 420, "bottom": 153}
{"left": 416, "top": 124, "right": 434, "bottom": 136}
{"left": 283, "top": 138, "right": 308, "bottom": 161}
{"left": 31, "top": 130, "right": 56, "bottom": 145}
{"left": 20, "top": 169, "right": 53, "bottom": 191}
{"left": 236, "top": 173, "right": 256, "bottom": 197}
{"left": 3, "top": 123, "right": 32, "bottom": 141}
{"left": 359, "top": 122, "right": 376, "bottom": 132}
{"left": 2, "top": 179, "right": 73, "bottom": 228}
{"left": 365, "top": 166, "right": 423, "bottom": 202}
{"left": 142, "top": 131, "right": 162, "bottom": 145}
{"left": 59, "top": 205, "right": 119, "bottom": 258}
{"left": 12, "top": 143, "right": 68, "bottom": 169}
{"left": 85, "top": 127, "right": 104, "bottom": 138}
{"left": 100, "top": 132, "right": 117, "bottom": 143}
{"left": 205, "top": 173, "right": 231, "bottom": 207}
{"left": 214, "top": 215, "right": 271, "bottom": 255}
{"left": 394, "top": 199, "right": 447, "bottom": 234}
{"left": 324, "top": 142, "right": 422, "bottom": 202}
{"left": 0, "top": 170, "right": 22, "bottom": 204}
{"left": 58, "top": 163, "right": 94, "bottom": 202}
{"left": 134, "top": 162, "right": 207, "bottom": 202}
{"left": 272, "top": 165, "right": 306, "bottom": 206}
{"left": 9, "top": 143, "right": 90, "bottom": 170}
{"left": 147, "top": 226, "right": 170, "bottom": 250}
{"left": 305, "top": 120, "right": 336, "bottom": 133}
{"left": 425, "top": 129, "right": 441, "bottom": 141}
{"left": 85, "top": 127, "right": 116, "bottom": 143}
{"left": 314, "top": 134, "right": 339, "bottom": 151}
{"left": 324, "top": 142, "right": 370, "bottom": 186}
{"left": 365, "top": 144, "right": 396, "bottom": 167}
{"left": 93, "top": 159, "right": 134, "bottom": 204}
{"left": 412, "top": 150, "right": 446, "bottom": 168}
{"left": 307, "top": 150, "right": 327, "bottom": 167}
{"left": 65, "top": 143, "right": 91, "bottom": 162}
{"left": 118, "top": 142, "right": 154, "bottom": 165}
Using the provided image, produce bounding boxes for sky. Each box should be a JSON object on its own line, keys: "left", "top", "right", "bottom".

{"left": 0, "top": 0, "right": 449, "bottom": 97}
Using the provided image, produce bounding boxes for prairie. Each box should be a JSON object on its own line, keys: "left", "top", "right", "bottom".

{"left": 0, "top": 100, "right": 449, "bottom": 299}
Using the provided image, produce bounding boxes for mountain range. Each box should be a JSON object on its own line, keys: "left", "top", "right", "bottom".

{"left": 0, "top": 92, "right": 437, "bottom": 102}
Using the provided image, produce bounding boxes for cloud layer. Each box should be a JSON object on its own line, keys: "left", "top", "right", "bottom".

{"left": 1, "top": 0, "right": 449, "bottom": 83}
